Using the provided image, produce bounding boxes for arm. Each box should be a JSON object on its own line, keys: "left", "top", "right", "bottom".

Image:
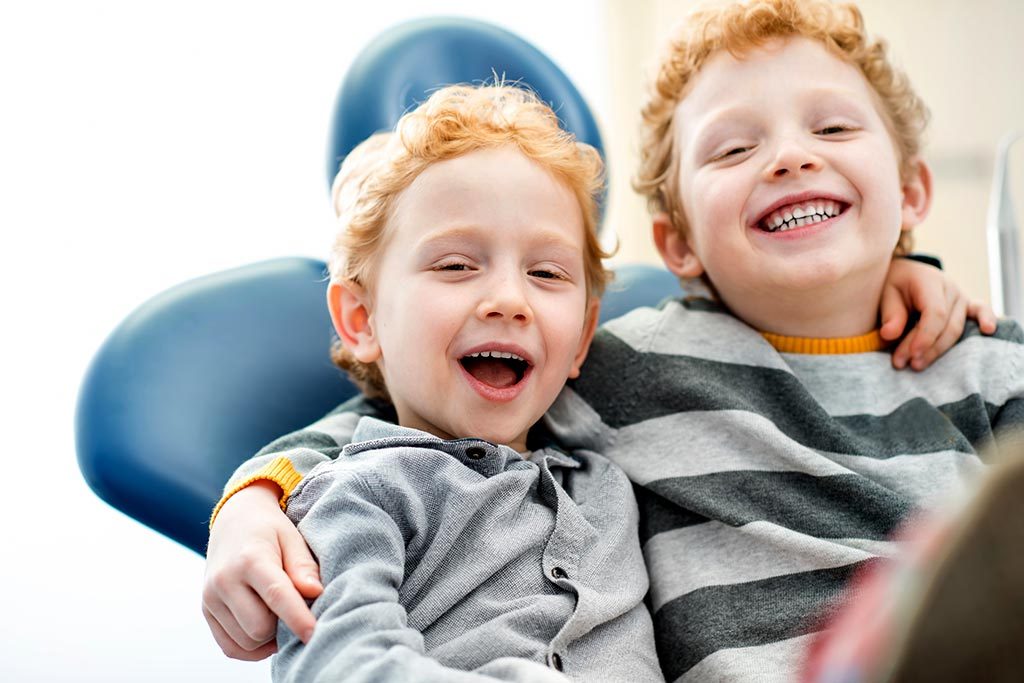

{"left": 203, "top": 398, "right": 384, "bottom": 660}
{"left": 274, "top": 467, "right": 569, "bottom": 683}
{"left": 880, "top": 257, "right": 997, "bottom": 370}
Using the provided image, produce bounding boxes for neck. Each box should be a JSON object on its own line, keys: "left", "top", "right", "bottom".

{"left": 716, "top": 274, "right": 884, "bottom": 339}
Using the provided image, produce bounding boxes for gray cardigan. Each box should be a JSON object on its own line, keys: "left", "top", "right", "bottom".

{"left": 272, "top": 417, "right": 663, "bottom": 683}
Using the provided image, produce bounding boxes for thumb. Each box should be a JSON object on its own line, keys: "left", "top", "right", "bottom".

{"left": 878, "top": 283, "right": 909, "bottom": 341}
{"left": 278, "top": 523, "right": 323, "bottom": 599}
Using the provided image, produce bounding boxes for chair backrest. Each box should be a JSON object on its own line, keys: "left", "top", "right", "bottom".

{"left": 76, "top": 258, "right": 352, "bottom": 553}
{"left": 324, "top": 17, "right": 604, "bottom": 202}
{"left": 76, "top": 17, "right": 677, "bottom": 555}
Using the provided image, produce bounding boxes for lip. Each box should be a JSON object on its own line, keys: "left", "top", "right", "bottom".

{"left": 749, "top": 190, "right": 851, "bottom": 229}
{"left": 456, "top": 342, "right": 535, "bottom": 403}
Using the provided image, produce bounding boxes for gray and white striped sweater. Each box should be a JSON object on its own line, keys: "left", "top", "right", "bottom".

{"left": 543, "top": 298, "right": 1024, "bottom": 681}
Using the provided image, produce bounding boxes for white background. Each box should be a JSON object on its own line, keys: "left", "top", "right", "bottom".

{"left": 0, "top": 2, "right": 608, "bottom": 680}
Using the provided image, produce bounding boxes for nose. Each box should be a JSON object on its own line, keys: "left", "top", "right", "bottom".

{"left": 764, "top": 137, "right": 822, "bottom": 179}
{"left": 477, "top": 273, "right": 533, "bottom": 325}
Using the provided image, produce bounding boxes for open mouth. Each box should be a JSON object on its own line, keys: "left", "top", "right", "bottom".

{"left": 757, "top": 199, "right": 848, "bottom": 233}
{"left": 459, "top": 350, "right": 531, "bottom": 389}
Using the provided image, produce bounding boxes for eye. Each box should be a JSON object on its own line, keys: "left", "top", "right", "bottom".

{"left": 433, "top": 260, "right": 474, "bottom": 272}
{"left": 710, "top": 145, "right": 753, "bottom": 163}
{"left": 529, "top": 268, "right": 568, "bottom": 281}
{"left": 816, "top": 124, "right": 853, "bottom": 135}
{"left": 716, "top": 145, "right": 749, "bottom": 158}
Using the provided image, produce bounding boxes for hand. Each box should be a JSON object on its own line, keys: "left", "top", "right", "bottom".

{"left": 202, "top": 480, "right": 323, "bottom": 660}
{"left": 880, "top": 259, "right": 998, "bottom": 371}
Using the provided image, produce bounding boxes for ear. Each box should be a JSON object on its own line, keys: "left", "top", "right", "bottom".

{"left": 567, "top": 297, "right": 601, "bottom": 379}
{"left": 900, "top": 157, "right": 933, "bottom": 232}
{"left": 652, "top": 211, "right": 704, "bottom": 278}
{"left": 327, "top": 279, "right": 381, "bottom": 363}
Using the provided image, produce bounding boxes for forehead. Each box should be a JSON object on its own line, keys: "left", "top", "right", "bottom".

{"left": 675, "top": 36, "right": 880, "bottom": 133}
{"left": 389, "top": 146, "right": 585, "bottom": 247}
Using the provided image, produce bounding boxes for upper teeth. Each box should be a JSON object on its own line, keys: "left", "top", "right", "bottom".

{"left": 465, "top": 351, "right": 525, "bottom": 361}
{"left": 762, "top": 200, "right": 842, "bottom": 232}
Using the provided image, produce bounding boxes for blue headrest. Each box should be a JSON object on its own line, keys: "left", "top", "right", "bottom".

{"left": 325, "top": 17, "right": 605, "bottom": 216}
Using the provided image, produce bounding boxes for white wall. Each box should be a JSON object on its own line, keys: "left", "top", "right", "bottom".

{"left": 0, "top": 2, "right": 608, "bottom": 680}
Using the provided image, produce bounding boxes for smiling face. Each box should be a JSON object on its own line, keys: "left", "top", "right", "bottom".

{"left": 658, "top": 37, "right": 931, "bottom": 337}
{"left": 331, "top": 146, "right": 598, "bottom": 453}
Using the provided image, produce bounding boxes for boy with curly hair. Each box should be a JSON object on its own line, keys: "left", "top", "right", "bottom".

{"left": 204, "top": 2, "right": 1014, "bottom": 681}
{"left": 257, "top": 83, "right": 662, "bottom": 681}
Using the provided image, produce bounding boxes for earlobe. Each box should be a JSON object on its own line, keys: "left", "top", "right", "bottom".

{"left": 327, "top": 280, "right": 381, "bottom": 363}
{"left": 568, "top": 297, "right": 601, "bottom": 379}
{"left": 900, "top": 157, "right": 933, "bottom": 232}
{"left": 652, "top": 212, "right": 704, "bottom": 278}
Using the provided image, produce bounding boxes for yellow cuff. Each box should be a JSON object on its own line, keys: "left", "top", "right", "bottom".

{"left": 208, "top": 456, "right": 305, "bottom": 528}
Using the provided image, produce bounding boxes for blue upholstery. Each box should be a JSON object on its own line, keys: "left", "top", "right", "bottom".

{"left": 325, "top": 17, "right": 604, "bottom": 204}
{"left": 75, "top": 17, "right": 677, "bottom": 555}
{"left": 76, "top": 258, "right": 353, "bottom": 553}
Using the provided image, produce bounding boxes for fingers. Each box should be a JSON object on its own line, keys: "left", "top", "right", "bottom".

{"left": 279, "top": 524, "right": 324, "bottom": 600}
{"left": 967, "top": 299, "right": 999, "bottom": 334}
{"left": 911, "top": 292, "right": 967, "bottom": 371}
{"left": 203, "top": 555, "right": 281, "bottom": 650}
{"left": 250, "top": 531, "right": 317, "bottom": 644}
{"left": 892, "top": 279, "right": 951, "bottom": 370}
{"left": 879, "top": 284, "right": 910, "bottom": 343}
{"left": 890, "top": 331, "right": 916, "bottom": 371}
{"left": 913, "top": 284, "right": 950, "bottom": 354}
{"left": 204, "top": 604, "right": 278, "bottom": 661}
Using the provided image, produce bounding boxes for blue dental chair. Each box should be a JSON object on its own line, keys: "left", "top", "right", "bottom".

{"left": 75, "top": 17, "right": 679, "bottom": 555}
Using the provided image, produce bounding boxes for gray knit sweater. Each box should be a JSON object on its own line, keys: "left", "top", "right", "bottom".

{"left": 270, "top": 417, "right": 662, "bottom": 683}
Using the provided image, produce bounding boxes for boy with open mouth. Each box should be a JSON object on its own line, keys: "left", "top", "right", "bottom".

{"left": 247, "top": 84, "right": 663, "bottom": 681}
{"left": 203, "top": 2, "right": 1015, "bottom": 680}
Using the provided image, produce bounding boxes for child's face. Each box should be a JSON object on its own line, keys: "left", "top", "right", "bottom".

{"left": 664, "top": 37, "right": 925, "bottom": 331}
{"left": 344, "top": 146, "right": 597, "bottom": 453}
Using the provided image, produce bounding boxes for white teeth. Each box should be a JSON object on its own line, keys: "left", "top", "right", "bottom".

{"left": 760, "top": 199, "right": 844, "bottom": 233}
{"left": 465, "top": 351, "right": 525, "bottom": 362}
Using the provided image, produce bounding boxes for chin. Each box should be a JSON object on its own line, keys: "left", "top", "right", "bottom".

{"left": 773, "top": 257, "right": 852, "bottom": 291}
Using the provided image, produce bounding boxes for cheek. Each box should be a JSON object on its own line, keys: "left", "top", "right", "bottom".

{"left": 542, "top": 295, "right": 591, "bottom": 363}
{"left": 683, "top": 170, "right": 743, "bottom": 247}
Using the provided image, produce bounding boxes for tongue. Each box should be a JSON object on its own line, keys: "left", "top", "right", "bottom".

{"left": 463, "top": 358, "right": 518, "bottom": 388}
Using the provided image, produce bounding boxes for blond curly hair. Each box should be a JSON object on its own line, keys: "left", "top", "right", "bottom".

{"left": 328, "top": 84, "right": 611, "bottom": 400}
{"left": 634, "top": 0, "right": 929, "bottom": 255}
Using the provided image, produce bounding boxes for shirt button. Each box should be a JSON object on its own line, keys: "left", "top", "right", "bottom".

{"left": 466, "top": 446, "right": 486, "bottom": 460}
{"left": 549, "top": 653, "right": 563, "bottom": 671}
{"left": 550, "top": 566, "right": 568, "bottom": 580}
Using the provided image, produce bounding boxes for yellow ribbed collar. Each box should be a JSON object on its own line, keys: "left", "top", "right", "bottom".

{"left": 760, "top": 329, "right": 888, "bottom": 354}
